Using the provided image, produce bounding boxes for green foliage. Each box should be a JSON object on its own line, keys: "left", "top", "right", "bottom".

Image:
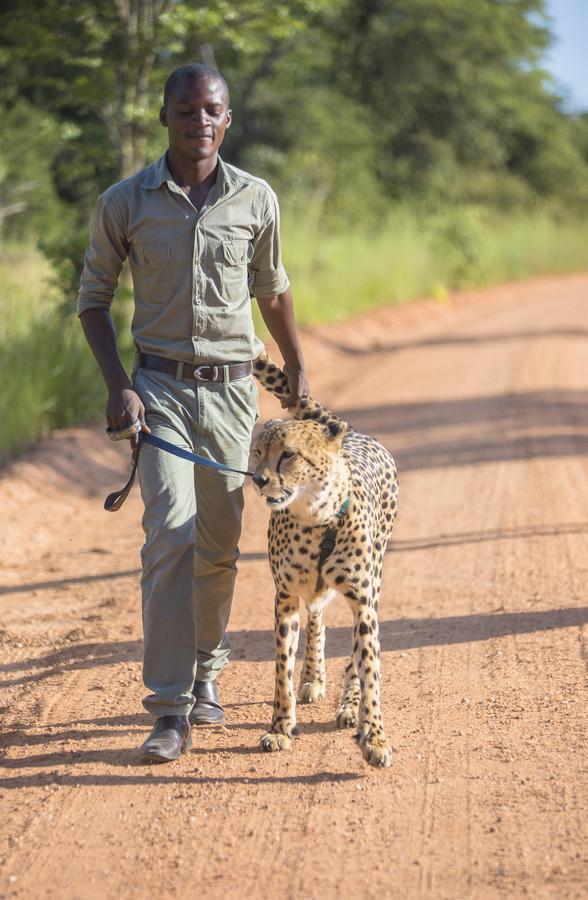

{"left": 39, "top": 228, "right": 94, "bottom": 306}
{"left": 3, "top": 201, "right": 588, "bottom": 461}
{"left": 0, "top": 248, "right": 133, "bottom": 462}
{"left": 1, "top": 0, "right": 588, "bottom": 459}
{"left": 243, "top": 86, "right": 388, "bottom": 228}
{"left": 0, "top": 101, "right": 67, "bottom": 244}
{"left": 1, "top": 0, "right": 587, "bottom": 254}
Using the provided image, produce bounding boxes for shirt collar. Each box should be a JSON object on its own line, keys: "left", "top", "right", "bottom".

{"left": 140, "top": 153, "right": 174, "bottom": 189}
{"left": 141, "top": 152, "right": 237, "bottom": 199}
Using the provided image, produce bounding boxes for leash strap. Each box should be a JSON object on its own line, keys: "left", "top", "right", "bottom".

{"left": 141, "top": 433, "right": 254, "bottom": 476}
{"left": 104, "top": 432, "right": 254, "bottom": 512}
{"left": 104, "top": 445, "right": 141, "bottom": 512}
{"left": 315, "top": 497, "right": 351, "bottom": 592}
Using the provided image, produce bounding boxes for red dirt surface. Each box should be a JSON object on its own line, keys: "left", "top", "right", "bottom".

{"left": 1, "top": 273, "right": 587, "bottom": 899}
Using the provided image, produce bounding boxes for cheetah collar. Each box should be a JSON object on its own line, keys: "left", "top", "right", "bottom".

{"left": 315, "top": 496, "right": 350, "bottom": 592}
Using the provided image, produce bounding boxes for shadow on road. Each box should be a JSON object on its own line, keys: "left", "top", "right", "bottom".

{"left": 2, "top": 607, "right": 586, "bottom": 681}
{"left": 390, "top": 521, "right": 588, "bottom": 552}
{"left": 0, "top": 769, "right": 361, "bottom": 788}
{"left": 2, "top": 605, "right": 585, "bottom": 787}
{"left": 313, "top": 327, "right": 588, "bottom": 357}
{"left": 0, "top": 569, "right": 141, "bottom": 596}
{"left": 332, "top": 389, "right": 588, "bottom": 471}
{"left": 232, "top": 606, "right": 588, "bottom": 661}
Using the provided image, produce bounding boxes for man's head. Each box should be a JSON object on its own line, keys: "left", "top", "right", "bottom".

{"left": 160, "top": 64, "right": 231, "bottom": 163}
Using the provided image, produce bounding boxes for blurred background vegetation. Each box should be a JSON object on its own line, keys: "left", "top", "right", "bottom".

{"left": 0, "top": 0, "right": 587, "bottom": 460}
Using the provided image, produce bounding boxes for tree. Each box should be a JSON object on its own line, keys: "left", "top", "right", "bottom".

{"left": 324, "top": 0, "right": 587, "bottom": 204}
{"left": 0, "top": 0, "right": 325, "bottom": 187}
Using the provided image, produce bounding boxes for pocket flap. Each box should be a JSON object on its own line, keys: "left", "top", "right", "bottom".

{"left": 222, "top": 240, "right": 248, "bottom": 266}
{"left": 131, "top": 242, "right": 170, "bottom": 268}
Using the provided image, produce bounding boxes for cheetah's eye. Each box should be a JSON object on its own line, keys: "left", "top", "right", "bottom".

{"left": 278, "top": 450, "right": 296, "bottom": 470}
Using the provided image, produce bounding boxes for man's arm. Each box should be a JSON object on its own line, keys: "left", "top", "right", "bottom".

{"left": 257, "top": 287, "right": 309, "bottom": 406}
{"left": 80, "top": 308, "right": 150, "bottom": 436}
{"left": 78, "top": 192, "right": 149, "bottom": 439}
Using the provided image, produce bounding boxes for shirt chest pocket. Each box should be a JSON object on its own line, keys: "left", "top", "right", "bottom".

{"left": 130, "top": 242, "right": 170, "bottom": 269}
{"left": 221, "top": 239, "right": 249, "bottom": 302}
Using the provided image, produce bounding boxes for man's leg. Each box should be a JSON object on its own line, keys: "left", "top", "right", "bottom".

{"left": 134, "top": 368, "right": 199, "bottom": 720}
{"left": 191, "top": 375, "right": 259, "bottom": 707}
{"left": 193, "top": 469, "right": 245, "bottom": 681}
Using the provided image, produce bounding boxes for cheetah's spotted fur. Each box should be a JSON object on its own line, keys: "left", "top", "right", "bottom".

{"left": 251, "top": 351, "right": 399, "bottom": 767}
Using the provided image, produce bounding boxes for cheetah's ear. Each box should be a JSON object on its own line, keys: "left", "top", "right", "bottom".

{"left": 262, "top": 418, "right": 283, "bottom": 432}
{"left": 324, "top": 420, "right": 348, "bottom": 441}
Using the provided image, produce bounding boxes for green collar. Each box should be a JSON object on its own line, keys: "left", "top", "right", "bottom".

{"left": 315, "top": 495, "right": 351, "bottom": 593}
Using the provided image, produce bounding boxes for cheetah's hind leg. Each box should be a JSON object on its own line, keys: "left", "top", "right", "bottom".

{"left": 336, "top": 654, "right": 360, "bottom": 728}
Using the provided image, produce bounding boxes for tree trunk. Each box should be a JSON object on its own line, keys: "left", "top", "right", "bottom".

{"left": 109, "top": 0, "right": 172, "bottom": 179}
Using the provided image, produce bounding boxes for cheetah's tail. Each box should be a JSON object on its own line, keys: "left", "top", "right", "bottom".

{"left": 252, "top": 350, "right": 348, "bottom": 435}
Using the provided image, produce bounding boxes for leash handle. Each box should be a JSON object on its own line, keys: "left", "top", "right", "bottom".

{"left": 106, "top": 419, "right": 142, "bottom": 441}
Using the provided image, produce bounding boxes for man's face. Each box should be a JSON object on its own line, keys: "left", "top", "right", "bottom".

{"left": 160, "top": 75, "right": 231, "bottom": 163}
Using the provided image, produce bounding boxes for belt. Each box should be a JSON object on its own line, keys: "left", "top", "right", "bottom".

{"left": 137, "top": 353, "right": 253, "bottom": 383}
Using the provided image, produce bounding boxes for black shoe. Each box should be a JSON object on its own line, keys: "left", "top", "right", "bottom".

{"left": 189, "top": 680, "right": 225, "bottom": 725}
{"left": 140, "top": 715, "right": 192, "bottom": 763}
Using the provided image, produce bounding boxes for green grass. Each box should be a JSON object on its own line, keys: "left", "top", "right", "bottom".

{"left": 2, "top": 206, "right": 588, "bottom": 462}
{"left": 259, "top": 206, "right": 588, "bottom": 330}
{"left": 0, "top": 248, "right": 130, "bottom": 461}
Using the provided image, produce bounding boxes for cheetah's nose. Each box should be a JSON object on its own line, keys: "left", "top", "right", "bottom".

{"left": 252, "top": 473, "right": 269, "bottom": 489}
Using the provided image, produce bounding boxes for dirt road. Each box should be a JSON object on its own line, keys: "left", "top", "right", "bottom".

{"left": 1, "top": 273, "right": 587, "bottom": 899}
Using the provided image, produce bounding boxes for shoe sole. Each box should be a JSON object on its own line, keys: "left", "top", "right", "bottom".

{"left": 140, "top": 733, "right": 192, "bottom": 764}
{"left": 189, "top": 714, "right": 225, "bottom": 726}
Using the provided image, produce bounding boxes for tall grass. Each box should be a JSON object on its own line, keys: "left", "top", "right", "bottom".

{"left": 268, "top": 206, "right": 588, "bottom": 327}
{"left": 0, "top": 248, "right": 131, "bottom": 461}
{"left": 2, "top": 206, "right": 588, "bottom": 461}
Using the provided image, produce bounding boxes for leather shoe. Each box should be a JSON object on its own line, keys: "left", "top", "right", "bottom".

{"left": 189, "top": 680, "right": 225, "bottom": 725}
{"left": 140, "top": 715, "right": 192, "bottom": 763}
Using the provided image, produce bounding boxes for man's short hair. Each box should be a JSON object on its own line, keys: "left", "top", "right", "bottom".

{"left": 163, "top": 64, "right": 230, "bottom": 107}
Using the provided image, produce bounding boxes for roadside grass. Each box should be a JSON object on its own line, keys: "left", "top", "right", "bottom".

{"left": 0, "top": 248, "right": 132, "bottom": 461}
{"left": 264, "top": 206, "right": 588, "bottom": 328}
{"left": 2, "top": 207, "right": 587, "bottom": 461}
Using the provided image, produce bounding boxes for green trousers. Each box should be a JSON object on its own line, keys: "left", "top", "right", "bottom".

{"left": 132, "top": 365, "right": 258, "bottom": 718}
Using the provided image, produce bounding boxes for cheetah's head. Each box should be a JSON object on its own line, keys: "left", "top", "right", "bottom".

{"left": 251, "top": 417, "right": 350, "bottom": 519}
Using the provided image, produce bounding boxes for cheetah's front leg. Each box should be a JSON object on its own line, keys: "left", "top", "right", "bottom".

{"left": 299, "top": 608, "right": 326, "bottom": 703}
{"left": 261, "top": 594, "right": 300, "bottom": 753}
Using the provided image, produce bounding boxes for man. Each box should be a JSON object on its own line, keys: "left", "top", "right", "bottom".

{"left": 78, "top": 63, "right": 308, "bottom": 762}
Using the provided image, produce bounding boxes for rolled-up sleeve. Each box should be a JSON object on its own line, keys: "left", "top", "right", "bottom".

{"left": 77, "top": 191, "right": 129, "bottom": 316}
{"left": 248, "top": 188, "right": 289, "bottom": 299}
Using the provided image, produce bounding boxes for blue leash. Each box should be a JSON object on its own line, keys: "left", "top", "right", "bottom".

{"left": 141, "top": 432, "right": 254, "bottom": 477}
{"left": 104, "top": 427, "right": 254, "bottom": 512}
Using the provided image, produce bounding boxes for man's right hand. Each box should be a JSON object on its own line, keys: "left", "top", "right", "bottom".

{"left": 106, "top": 388, "right": 151, "bottom": 440}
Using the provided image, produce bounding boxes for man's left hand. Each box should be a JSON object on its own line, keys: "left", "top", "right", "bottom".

{"left": 281, "top": 366, "right": 310, "bottom": 408}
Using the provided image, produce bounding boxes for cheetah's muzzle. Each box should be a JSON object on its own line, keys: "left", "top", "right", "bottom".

{"left": 264, "top": 487, "right": 293, "bottom": 507}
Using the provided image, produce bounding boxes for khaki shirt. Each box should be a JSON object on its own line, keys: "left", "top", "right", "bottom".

{"left": 77, "top": 153, "right": 289, "bottom": 363}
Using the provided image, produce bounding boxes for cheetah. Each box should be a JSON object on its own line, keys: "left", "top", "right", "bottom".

{"left": 251, "top": 351, "right": 399, "bottom": 767}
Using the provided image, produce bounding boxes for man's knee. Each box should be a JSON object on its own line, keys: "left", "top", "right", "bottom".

{"left": 194, "top": 543, "right": 240, "bottom": 578}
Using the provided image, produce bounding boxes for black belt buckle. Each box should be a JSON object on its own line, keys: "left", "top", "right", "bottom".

{"left": 194, "top": 364, "right": 219, "bottom": 382}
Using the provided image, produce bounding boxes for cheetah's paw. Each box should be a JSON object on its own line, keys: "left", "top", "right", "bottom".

{"left": 361, "top": 739, "right": 393, "bottom": 768}
{"left": 260, "top": 731, "right": 292, "bottom": 753}
{"left": 336, "top": 704, "right": 358, "bottom": 729}
{"left": 299, "top": 682, "right": 325, "bottom": 704}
